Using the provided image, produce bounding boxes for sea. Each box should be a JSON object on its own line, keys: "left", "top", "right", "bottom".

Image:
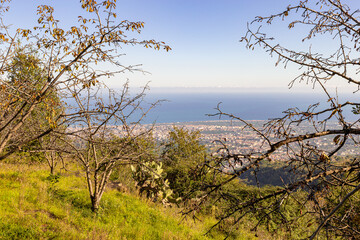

{"left": 140, "top": 91, "right": 358, "bottom": 124}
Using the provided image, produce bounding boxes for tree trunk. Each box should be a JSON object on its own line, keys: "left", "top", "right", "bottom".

{"left": 91, "top": 194, "right": 100, "bottom": 212}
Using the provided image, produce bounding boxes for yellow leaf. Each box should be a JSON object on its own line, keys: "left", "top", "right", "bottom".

{"left": 319, "top": 152, "right": 330, "bottom": 163}
{"left": 333, "top": 135, "right": 341, "bottom": 145}
{"left": 329, "top": 109, "right": 337, "bottom": 118}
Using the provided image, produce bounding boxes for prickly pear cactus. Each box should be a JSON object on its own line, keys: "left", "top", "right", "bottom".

{"left": 131, "top": 161, "right": 181, "bottom": 205}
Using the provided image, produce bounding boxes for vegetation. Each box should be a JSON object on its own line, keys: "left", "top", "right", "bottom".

{"left": 5, "top": 49, "right": 64, "bottom": 173}
{"left": 0, "top": 0, "right": 168, "bottom": 213}
{"left": 162, "top": 127, "right": 207, "bottom": 199}
{"left": 0, "top": 161, "right": 262, "bottom": 240}
{"left": 1, "top": 0, "right": 360, "bottom": 239}
{"left": 0, "top": 0, "right": 170, "bottom": 159}
{"left": 238, "top": 162, "right": 296, "bottom": 187}
{"left": 192, "top": 0, "right": 360, "bottom": 239}
{"left": 1, "top": 123, "right": 311, "bottom": 239}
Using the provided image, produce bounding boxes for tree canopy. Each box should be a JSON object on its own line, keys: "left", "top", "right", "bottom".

{"left": 0, "top": 0, "right": 171, "bottom": 212}
{"left": 162, "top": 127, "right": 207, "bottom": 198}
{"left": 0, "top": 0, "right": 170, "bottom": 160}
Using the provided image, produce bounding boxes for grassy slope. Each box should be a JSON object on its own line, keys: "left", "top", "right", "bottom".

{"left": 0, "top": 163, "right": 256, "bottom": 240}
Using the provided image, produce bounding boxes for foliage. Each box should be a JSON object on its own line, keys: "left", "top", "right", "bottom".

{"left": 315, "top": 169, "right": 360, "bottom": 239}
{"left": 1, "top": 49, "right": 64, "bottom": 169}
{"left": 0, "top": 162, "right": 244, "bottom": 240}
{"left": 0, "top": 0, "right": 171, "bottom": 160}
{"left": 108, "top": 136, "right": 159, "bottom": 194}
{"left": 131, "top": 161, "right": 180, "bottom": 205}
{"left": 14, "top": 51, "right": 68, "bottom": 176}
{"left": 161, "top": 127, "right": 208, "bottom": 199}
{"left": 191, "top": 0, "right": 360, "bottom": 239}
{"left": 7, "top": 49, "right": 61, "bottom": 128}
{"left": 238, "top": 162, "right": 299, "bottom": 187}
{"left": 0, "top": 0, "right": 172, "bottom": 211}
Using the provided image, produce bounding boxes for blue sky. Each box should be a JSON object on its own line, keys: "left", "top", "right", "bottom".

{"left": 114, "top": 0, "right": 297, "bottom": 90}
{"left": 3, "top": 0, "right": 356, "bottom": 93}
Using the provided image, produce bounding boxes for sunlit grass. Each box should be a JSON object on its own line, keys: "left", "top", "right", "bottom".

{"left": 0, "top": 162, "right": 257, "bottom": 240}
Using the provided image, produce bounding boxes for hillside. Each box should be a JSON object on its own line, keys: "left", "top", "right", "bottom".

{"left": 0, "top": 162, "right": 257, "bottom": 240}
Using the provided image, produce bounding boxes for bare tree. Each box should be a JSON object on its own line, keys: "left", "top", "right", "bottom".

{"left": 37, "top": 130, "right": 68, "bottom": 175}
{"left": 59, "top": 82, "right": 159, "bottom": 212}
{"left": 192, "top": 1, "right": 360, "bottom": 239}
{"left": 0, "top": 0, "right": 170, "bottom": 160}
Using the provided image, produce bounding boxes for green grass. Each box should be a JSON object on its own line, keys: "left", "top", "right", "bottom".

{"left": 0, "top": 162, "right": 257, "bottom": 240}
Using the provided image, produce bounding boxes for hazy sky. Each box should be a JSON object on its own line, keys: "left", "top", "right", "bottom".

{"left": 3, "top": 0, "right": 357, "bottom": 92}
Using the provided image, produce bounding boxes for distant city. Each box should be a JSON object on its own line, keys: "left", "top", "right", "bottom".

{"left": 147, "top": 120, "right": 360, "bottom": 160}
{"left": 69, "top": 120, "right": 359, "bottom": 160}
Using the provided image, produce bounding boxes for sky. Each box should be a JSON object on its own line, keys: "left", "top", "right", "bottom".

{"left": 2, "top": 0, "right": 358, "bottom": 93}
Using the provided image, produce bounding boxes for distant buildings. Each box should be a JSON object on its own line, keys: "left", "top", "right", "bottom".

{"left": 147, "top": 120, "right": 359, "bottom": 159}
